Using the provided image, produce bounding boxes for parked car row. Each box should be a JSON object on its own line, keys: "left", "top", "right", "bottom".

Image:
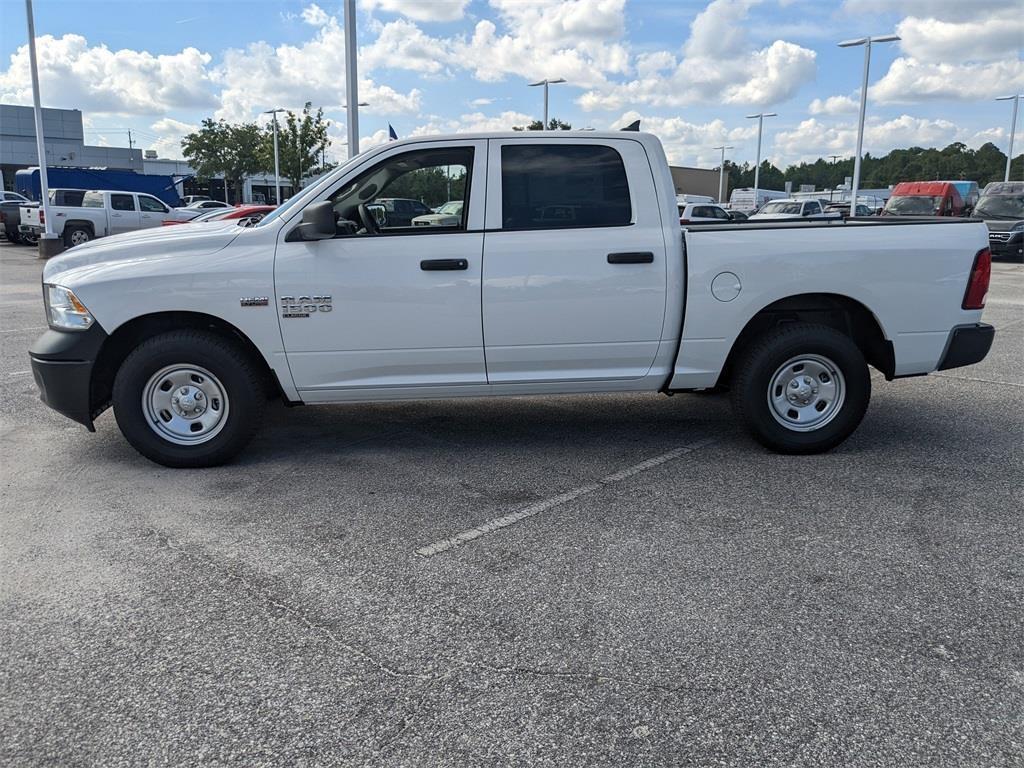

{"left": 6, "top": 187, "right": 276, "bottom": 248}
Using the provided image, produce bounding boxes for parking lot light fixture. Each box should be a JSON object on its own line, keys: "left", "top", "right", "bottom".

{"left": 839, "top": 34, "right": 900, "bottom": 216}
{"left": 528, "top": 78, "right": 566, "bottom": 128}
{"left": 996, "top": 95, "right": 1022, "bottom": 182}
{"left": 713, "top": 145, "right": 734, "bottom": 203}
{"left": 745, "top": 113, "right": 776, "bottom": 210}
{"left": 344, "top": 0, "right": 359, "bottom": 159}
{"left": 263, "top": 108, "right": 286, "bottom": 205}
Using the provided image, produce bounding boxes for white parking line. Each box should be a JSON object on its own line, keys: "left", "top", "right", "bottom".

{"left": 7, "top": 370, "right": 30, "bottom": 377}
{"left": 0, "top": 326, "right": 45, "bottom": 334}
{"left": 415, "top": 436, "right": 717, "bottom": 557}
{"left": 933, "top": 373, "right": 1023, "bottom": 388}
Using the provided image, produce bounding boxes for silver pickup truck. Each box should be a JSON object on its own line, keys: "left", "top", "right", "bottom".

{"left": 20, "top": 189, "right": 189, "bottom": 247}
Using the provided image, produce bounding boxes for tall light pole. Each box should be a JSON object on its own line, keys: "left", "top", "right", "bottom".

{"left": 746, "top": 112, "right": 776, "bottom": 210}
{"left": 25, "top": 0, "right": 59, "bottom": 256}
{"left": 263, "top": 108, "right": 285, "bottom": 204}
{"left": 713, "top": 145, "right": 733, "bottom": 203}
{"left": 839, "top": 34, "right": 899, "bottom": 210}
{"left": 343, "top": 0, "right": 360, "bottom": 159}
{"left": 528, "top": 78, "right": 566, "bottom": 128}
{"left": 996, "top": 94, "right": 1022, "bottom": 182}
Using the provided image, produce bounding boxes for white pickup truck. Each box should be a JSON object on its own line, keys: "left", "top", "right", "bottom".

{"left": 20, "top": 189, "right": 186, "bottom": 247}
{"left": 29, "top": 132, "right": 994, "bottom": 467}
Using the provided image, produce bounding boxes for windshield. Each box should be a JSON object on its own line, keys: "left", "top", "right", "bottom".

{"left": 973, "top": 195, "right": 1024, "bottom": 220}
{"left": 758, "top": 202, "right": 802, "bottom": 215}
{"left": 437, "top": 201, "right": 462, "bottom": 214}
{"left": 884, "top": 195, "right": 943, "bottom": 215}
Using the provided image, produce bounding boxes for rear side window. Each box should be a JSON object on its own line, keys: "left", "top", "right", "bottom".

{"left": 111, "top": 194, "right": 136, "bottom": 211}
{"left": 501, "top": 144, "right": 632, "bottom": 230}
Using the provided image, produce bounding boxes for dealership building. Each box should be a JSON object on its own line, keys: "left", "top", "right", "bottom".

{"left": 0, "top": 103, "right": 291, "bottom": 203}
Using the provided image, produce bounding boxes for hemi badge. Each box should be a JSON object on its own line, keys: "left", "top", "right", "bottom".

{"left": 239, "top": 297, "right": 269, "bottom": 307}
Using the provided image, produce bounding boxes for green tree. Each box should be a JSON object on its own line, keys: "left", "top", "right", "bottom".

{"left": 181, "top": 118, "right": 266, "bottom": 203}
{"left": 265, "top": 102, "right": 331, "bottom": 190}
{"left": 512, "top": 118, "right": 572, "bottom": 131}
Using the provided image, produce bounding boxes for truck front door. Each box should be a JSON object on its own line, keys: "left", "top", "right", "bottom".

{"left": 274, "top": 140, "right": 488, "bottom": 396}
{"left": 480, "top": 138, "right": 669, "bottom": 383}
{"left": 138, "top": 195, "right": 169, "bottom": 228}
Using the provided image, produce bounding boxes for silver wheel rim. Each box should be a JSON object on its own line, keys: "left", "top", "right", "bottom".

{"left": 767, "top": 354, "right": 845, "bottom": 432}
{"left": 142, "top": 364, "right": 229, "bottom": 446}
{"left": 70, "top": 230, "right": 90, "bottom": 246}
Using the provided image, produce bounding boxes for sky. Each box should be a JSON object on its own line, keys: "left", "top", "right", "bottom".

{"left": 0, "top": 0, "right": 1021, "bottom": 170}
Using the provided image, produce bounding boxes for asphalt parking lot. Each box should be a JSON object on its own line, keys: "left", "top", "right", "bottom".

{"left": 1, "top": 238, "right": 1021, "bottom": 767}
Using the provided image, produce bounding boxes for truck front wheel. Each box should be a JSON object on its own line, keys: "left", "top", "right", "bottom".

{"left": 730, "top": 323, "right": 870, "bottom": 454}
{"left": 112, "top": 331, "right": 264, "bottom": 467}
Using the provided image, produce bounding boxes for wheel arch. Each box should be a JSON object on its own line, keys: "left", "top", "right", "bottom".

{"left": 90, "top": 311, "right": 284, "bottom": 420}
{"left": 63, "top": 219, "right": 96, "bottom": 234}
{"left": 717, "top": 292, "right": 894, "bottom": 387}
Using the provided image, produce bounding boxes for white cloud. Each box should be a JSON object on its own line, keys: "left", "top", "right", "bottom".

{"left": 214, "top": 9, "right": 422, "bottom": 122}
{"left": 871, "top": 59, "right": 1024, "bottom": 104}
{"left": 809, "top": 95, "right": 858, "bottom": 115}
{"left": 148, "top": 117, "right": 198, "bottom": 159}
{"left": 577, "top": 0, "right": 816, "bottom": 111}
{"left": 300, "top": 3, "right": 330, "bottom": 26}
{"left": 361, "top": 0, "right": 469, "bottom": 23}
{"left": 841, "top": 0, "right": 1012, "bottom": 23}
{"left": 609, "top": 110, "right": 758, "bottom": 166}
{"left": 469, "top": 97, "right": 494, "bottom": 106}
{"left": 360, "top": 19, "right": 454, "bottom": 74}
{"left": 770, "top": 114, "right": 1003, "bottom": 165}
{"left": 0, "top": 34, "right": 216, "bottom": 115}
{"left": 896, "top": 12, "right": 1024, "bottom": 63}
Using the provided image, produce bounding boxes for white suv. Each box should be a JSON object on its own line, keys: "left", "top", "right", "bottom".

{"left": 678, "top": 203, "right": 732, "bottom": 224}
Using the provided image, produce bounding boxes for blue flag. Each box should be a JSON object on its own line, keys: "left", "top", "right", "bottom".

{"left": 388, "top": 124, "right": 398, "bottom": 141}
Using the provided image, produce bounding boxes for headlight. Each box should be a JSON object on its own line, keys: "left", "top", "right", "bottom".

{"left": 1011, "top": 222, "right": 1024, "bottom": 232}
{"left": 44, "top": 284, "right": 95, "bottom": 331}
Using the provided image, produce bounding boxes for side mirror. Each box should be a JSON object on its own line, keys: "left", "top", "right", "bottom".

{"left": 295, "top": 201, "right": 336, "bottom": 240}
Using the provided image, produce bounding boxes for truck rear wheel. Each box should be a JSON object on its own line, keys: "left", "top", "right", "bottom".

{"left": 730, "top": 323, "right": 870, "bottom": 454}
{"left": 64, "top": 225, "right": 92, "bottom": 248}
{"left": 112, "top": 330, "right": 264, "bottom": 467}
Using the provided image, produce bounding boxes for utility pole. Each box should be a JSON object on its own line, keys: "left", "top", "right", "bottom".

{"left": 839, "top": 34, "right": 900, "bottom": 212}
{"left": 24, "top": 0, "right": 60, "bottom": 257}
{"left": 713, "top": 145, "right": 734, "bottom": 203}
{"left": 128, "top": 129, "right": 133, "bottom": 150}
{"left": 344, "top": 0, "right": 359, "bottom": 159}
{"left": 996, "top": 94, "right": 1022, "bottom": 182}
{"left": 528, "top": 78, "right": 566, "bottom": 128}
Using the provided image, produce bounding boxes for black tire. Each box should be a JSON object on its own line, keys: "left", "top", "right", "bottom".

{"left": 730, "top": 323, "right": 870, "bottom": 454}
{"left": 112, "top": 330, "right": 264, "bottom": 467}
{"left": 63, "top": 225, "right": 92, "bottom": 248}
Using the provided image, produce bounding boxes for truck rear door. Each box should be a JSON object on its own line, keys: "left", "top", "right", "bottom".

{"left": 109, "top": 193, "right": 139, "bottom": 235}
{"left": 481, "top": 137, "right": 668, "bottom": 383}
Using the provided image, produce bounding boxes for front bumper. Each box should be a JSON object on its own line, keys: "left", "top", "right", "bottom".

{"left": 937, "top": 323, "right": 995, "bottom": 371}
{"left": 29, "top": 324, "right": 108, "bottom": 431}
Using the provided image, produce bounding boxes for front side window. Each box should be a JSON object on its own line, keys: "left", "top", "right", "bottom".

{"left": 501, "top": 144, "right": 632, "bottom": 230}
{"left": 111, "top": 194, "right": 136, "bottom": 211}
{"left": 327, "top": 146, "right": 473, "bottom": 236}
{"left": 805, "top": 202, "right": 821, "bottom": 215}
{"left": 139, "top": 195, "right": 167, "bottom": 213}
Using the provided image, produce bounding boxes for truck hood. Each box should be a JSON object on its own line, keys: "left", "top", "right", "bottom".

{"left": 982, "top": 219, "right": 1024, "bottom": 232}
{"left": 43, "top": 222, "right": 244, "bottom": 286}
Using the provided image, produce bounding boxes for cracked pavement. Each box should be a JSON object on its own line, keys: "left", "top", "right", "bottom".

{"left": 1, "top": 240, "right": 1022, "bottom": 766}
